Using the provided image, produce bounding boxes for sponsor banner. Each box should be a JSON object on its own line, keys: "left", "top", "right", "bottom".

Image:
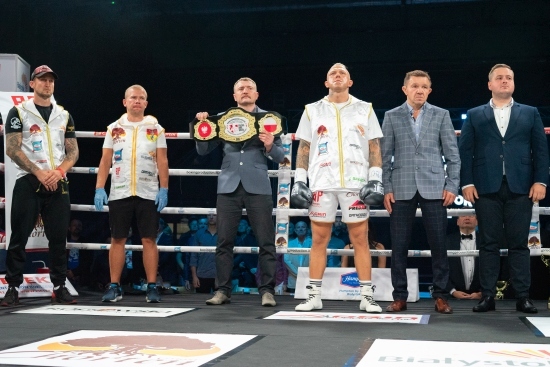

{"left": 14, "top": 305, "right": 194, "bottom": 318}
{"left": 295, "top": 267, "right": 419, "bottom": 302}
{"left": 0, "top": 274, "right": 78, "bottom": 298}
{"left": 524, "top": 317, "right": 550, "bottom": 337}
{"left": 356, "top": 339, "right": 550, "bottom": 367}
{"left": 0, "top": 54, "right": 30, "bottom": 92}
{"left": 265, "top": 312, "right": 429, "bottom": 324}
{"left": 274, "top": 133, "right": 292, "bottom": 251}
{"left": 0, "top": 330, "right": 257, "bottom": 367}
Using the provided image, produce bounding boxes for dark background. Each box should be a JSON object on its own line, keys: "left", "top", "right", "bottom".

{"left": 1, "top": 0, "right": 550, "bottom": 293}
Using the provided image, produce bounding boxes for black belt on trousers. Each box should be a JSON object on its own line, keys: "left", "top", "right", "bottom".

{"left": 190, "top": 107, "right": 284, "bottom": 143}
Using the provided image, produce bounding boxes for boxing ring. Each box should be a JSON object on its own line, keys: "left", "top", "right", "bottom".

{"left": 1, "top": 127, "right": 550, "bottom": 367}
{"left": 1, "top": 128, "right": 550, "bottom": 260}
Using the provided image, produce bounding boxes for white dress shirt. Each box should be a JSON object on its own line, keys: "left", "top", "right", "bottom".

{"left": 490, "top": 98, "right": 513, "bottom": 175}
{"left": 460, "top": 232, "right": 476, "bottom": 291}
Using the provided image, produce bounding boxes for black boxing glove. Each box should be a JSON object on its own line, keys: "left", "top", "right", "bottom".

{"left": 290, "top": 168, "right": 313, "bottom": 209}
{"left": 359, "top": 167, "right": 384, "bottom": 206}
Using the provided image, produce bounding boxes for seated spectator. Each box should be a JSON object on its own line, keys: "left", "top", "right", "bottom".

{"left": 327, "top": 237, "right": 346, "bottom": 267}
{"left": 157, "top": 218, "right": 178, "bottom": 288}
{"left": 89, "top": 214, "right": 112, "bottom": 290}
{"left": 190, "top": 214, "right": 217, "bottom": 294}
{"left": 284, "top": 221, "right": 312, "bottom": 293}
{"left": 232, "top": 219, "right": 259, "bottom": 289}
{"left": 66, "top": 218, "right": 95, "bottom": 289}
{"left": 255, "top": 220, "right": 289, "bottom": 294}
{"left": 332, "top": 216, "right": 350, "bottom": 245}
{"left": 176, "top": 217, "right": 199, "bottom": 290}
{"left": 446, "top": 215, "right": 481, "bottom": 299}
{"left": 198, "top": 217, "right": 208, "bottom": 230}
{"left": 0, "top": 217, "right": 6, "bottom": 274}
{"left": 341, "top": 222, "right": 386, "bottom": 268}
{"left": 288, "top": 221, "right": 296, "bottom": 241}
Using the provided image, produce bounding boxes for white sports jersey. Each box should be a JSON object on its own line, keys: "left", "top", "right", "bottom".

{"left": 103, "top": 114, "right": 167, "bottom": 201}
{"left": 13, "top": 101, "right": 70, "bottom": 179}
{"left": 295, "top": 95, "right": 383, "bottom": 191}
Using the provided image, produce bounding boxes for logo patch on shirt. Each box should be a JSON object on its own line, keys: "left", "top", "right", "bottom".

{"left": 32, "top": 140, "right": 43, "bottom": 152}
{"left": 141, "top": 170, "right": 155, "bottom": 177}
{"left": 318, "top": 142, "right": 328, "bottom": 155}
{"left": 356, "top": 125, "right": 365, "bottom": 137}
{"left": 114, "top": 149, "right": 123, "bottom": 162}
{"left": 10, "top": 117, "right": 21, "bottom": 129}
{"left": 111, "top": 127, "right": 126, "bottom": 140}
{"left": 146, "top": 128, "right": 158, "bottom": 142}
{"left": 317, "top": 125, "right": 328, "bottom": 136}
{"left": 29, "top": 124, "right": 42, "bottom": 134}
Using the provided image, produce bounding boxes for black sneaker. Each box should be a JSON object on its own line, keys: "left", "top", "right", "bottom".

{"left": 51, "top": 285, "right": 77, "bottom": 304}
{"left": 1, "top": 286, "right": 20, "bottom": 307}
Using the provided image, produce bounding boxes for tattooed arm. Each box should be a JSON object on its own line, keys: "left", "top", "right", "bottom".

{"left": 6, "top": 131, "right": 57, "bottom": 188}
{"left": 368, "top": 138, "right": 382, "bottom": 169}
{"left": 5, "top": 132, "right": 40, "bottom": 174}
{"left": 58, "top": 137, "right": 79, "bottom": 173}
{"left": 296, "top": 139, "right": 310, "bottom": 171}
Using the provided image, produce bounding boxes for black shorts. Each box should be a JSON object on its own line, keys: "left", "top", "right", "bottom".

{"left": 108, "top": 196, "right": 159, "bottom": 239}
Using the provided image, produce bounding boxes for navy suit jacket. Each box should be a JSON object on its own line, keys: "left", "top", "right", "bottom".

{"left": 196, "top": 107, "right": 285, "bottom": 195}
{"left": 459, "top": 102, "right": 549, "bottom": 195}
{"left": 445, "top": 231, "right": 481, "bottom": 293}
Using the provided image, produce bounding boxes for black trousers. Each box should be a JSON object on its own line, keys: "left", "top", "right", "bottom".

{"left": 389, "top": 192, "right": 450, "bottom": 300}
{"left": 6, "top": 175, "right": 70, "bottom": 287}
{"left": 216, "top": 183, "right": 276, "bottom": 296}
{"left": 475, "top": 179, "right": 533, "bottom": 298}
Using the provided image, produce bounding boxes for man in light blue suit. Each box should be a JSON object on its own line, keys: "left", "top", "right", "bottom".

{"left": 460, "top": 64, "right": 548, "bottom": 314}
{"left": 195, "top": 77, "right": 285, "bottom": 307}
{"left": 381, "top": 70, "right": 460, "bottom": 314}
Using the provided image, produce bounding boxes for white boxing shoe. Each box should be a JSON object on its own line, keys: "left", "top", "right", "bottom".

{"left": 359, "top": 284, "right": 382, "bottom": 313}
{"left": 295, "top": 285, "right": 323, "bottom": 311}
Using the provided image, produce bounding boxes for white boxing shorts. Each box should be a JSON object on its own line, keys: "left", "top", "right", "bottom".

{"left": 308, "top": 190, "right": 369, "bottom": 223}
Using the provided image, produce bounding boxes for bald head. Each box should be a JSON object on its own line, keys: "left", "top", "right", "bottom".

{"left": 125, "top": 84, "right": 147, "bottom": 99}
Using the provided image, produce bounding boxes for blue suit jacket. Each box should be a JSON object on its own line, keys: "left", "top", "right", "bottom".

{"left": 196, "top": 107, "right": 285, "bottom": 195}
{"left": 459, "top": 102, "right": 549, "bottom": 195}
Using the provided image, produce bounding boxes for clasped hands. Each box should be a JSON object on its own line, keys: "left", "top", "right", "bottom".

{"left": 35, "top": 169, "right": 63, "bottom": 192}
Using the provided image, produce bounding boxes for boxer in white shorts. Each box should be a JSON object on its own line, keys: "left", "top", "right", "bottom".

{"left": 290, "top": 63, "right": 384, "bottom": 313}
{"left": 308, "top": 190, "right": 368, "bottom": 223}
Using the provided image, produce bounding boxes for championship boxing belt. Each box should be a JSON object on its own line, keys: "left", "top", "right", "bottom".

{"left": 190, "top": 107, "right": 284, "bottom": 143}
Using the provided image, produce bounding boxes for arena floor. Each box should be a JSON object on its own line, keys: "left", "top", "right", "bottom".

{"left": 0, "top": 289, "right": 548, "bottom": 367}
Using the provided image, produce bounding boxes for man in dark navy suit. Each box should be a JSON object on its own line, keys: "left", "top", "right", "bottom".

{"left": 446, "top": 215, "right": 481, "bottom": 300}
{"left": 459, "top": 64, "right": 549, "bottom": 313}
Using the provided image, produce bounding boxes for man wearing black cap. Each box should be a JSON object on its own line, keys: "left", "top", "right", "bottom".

{"left": 1, "top": 65, "right": 79, "bottom": 307}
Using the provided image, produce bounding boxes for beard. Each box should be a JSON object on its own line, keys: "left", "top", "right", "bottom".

{"left": 36, "top": 91, "right": 53, "bottom": 100}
